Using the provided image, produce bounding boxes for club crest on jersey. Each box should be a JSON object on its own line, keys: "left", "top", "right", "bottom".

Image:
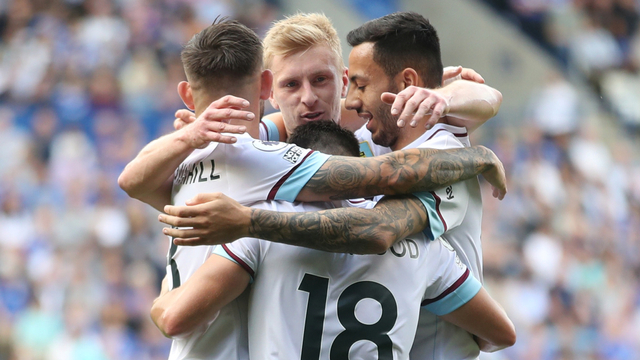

{"left": 283, "top": 146, "right": 304, "bottom": 164}
{"left": 252, "top": 140, "right": 288, "bottom": 152}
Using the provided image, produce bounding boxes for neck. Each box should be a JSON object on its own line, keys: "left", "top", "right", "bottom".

{"left": 390, "top": 126, "right": 428, "bottom": 151}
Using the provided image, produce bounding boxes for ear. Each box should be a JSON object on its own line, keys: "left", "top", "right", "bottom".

{"left": 259, "top": 70, "right": 273, "bottom": 101}
{"left": 396, "top": 68, "right": 420, "bottom": 91}
{"left": 177, "top": 81, "right": 195, "bottom": 110}
{"left": 267, "top": 71, "right": 280, "bottom": 110}
{"left": 340, "top": 67, "right": 349, "bottom": 97}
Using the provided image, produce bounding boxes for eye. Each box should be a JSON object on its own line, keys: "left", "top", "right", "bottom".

{"left": 357, "top": 85, "right": 365, "bottom": 91}
{"left": 284, "top": 81, "right": 297, "bottom": 88}
{"left": 315, "top": 76, "right": 327, "bottom": 83}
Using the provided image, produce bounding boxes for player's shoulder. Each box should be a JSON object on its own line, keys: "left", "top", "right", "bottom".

{"left": 416, "top": 124, "right": 468, "bottom": 150}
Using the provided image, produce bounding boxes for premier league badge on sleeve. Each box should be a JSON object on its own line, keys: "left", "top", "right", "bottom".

{"left": 252, "top": 140, "right": 288, "bottom": 152}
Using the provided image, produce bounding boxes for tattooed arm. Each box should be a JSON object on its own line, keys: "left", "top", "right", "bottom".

{"left": 296, "top": 144, "right": 505, "bottom": 201}
{"left": 159, "top": 145, "right": 505, "bottom": 247}
{"left": 161, "top": 193, "right": 428, "bottom": 252}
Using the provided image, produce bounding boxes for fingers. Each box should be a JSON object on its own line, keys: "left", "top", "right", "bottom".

{"left": 186, "top": 192, "right": 224, "bottom": 206}
{"left": 175, "top": 109, "right": 196, "bottom": 122}
{"left": 174, "top": 118, "right": 188, "bottom": 130}
{"left": 460, "top": 68, "right": 485, "bottom": 84}
{"left": 425, "top": 101, "right": 448, "bottom": 129}
{"left": 210, "top": 95, "right": 251, "bottom": 110}
{"left": 173, "top": 237, "right": 207, "bottom": 246}
{"left": 159, "top": 213, "right": 200, "bottom": 228}
{"left": 491, "top": 186, "right": 507, "bottom": 200}
{"left": 201, "top": 107, "right": 254, "bottom": 123}
{"left": 442, "top": 66, "right": 462, "bottom": 82}
{"left": 163, "top": 203, "right": 208, "bottom": 218}
{"left": 381, "top": 92, "right": 397, "bottom": 105}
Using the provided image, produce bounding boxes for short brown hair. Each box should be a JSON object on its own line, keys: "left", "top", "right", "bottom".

{"left": 181, "top": 18, "right": 263, "bottom": 91}
{"left": 263, "top": 13, "right": 343, "bottom": 71}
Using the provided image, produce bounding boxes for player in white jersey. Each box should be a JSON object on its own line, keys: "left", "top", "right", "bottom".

{"left": 119, "top": 17, "right": 509, "bottom": 360}
{"left": 153, "top": 120, "right": 513, "bottom": 360}
{"left": 160, "top": 12, "right": 513, "bottom": 358}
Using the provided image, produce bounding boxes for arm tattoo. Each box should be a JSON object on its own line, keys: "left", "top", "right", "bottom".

{"left": 247, "top": 195, "right": 428, "bottom": 254}
{"left": 305, "top": 145, "right": 495, "bottom": 200}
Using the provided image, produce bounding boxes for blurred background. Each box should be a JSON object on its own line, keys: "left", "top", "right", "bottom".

{"left": 0, "top": 0, "right": 639, "bottom": 359}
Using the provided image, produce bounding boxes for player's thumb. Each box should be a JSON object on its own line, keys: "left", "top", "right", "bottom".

{"left": 381, "top": 92, "right": 396, "bottom": 105}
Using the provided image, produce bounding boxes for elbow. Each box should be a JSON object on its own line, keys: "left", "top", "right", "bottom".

{"left": 118, "top": 171, "right": 143, "bottom": 199}
{"left": 490, "top": 89, "right": 502, "bottom": 117}
{"left": 369, "top": 237, "right": 394, "bottom": 254}
{"left": 489, "top": 321, "right": 516, "bottom": 351}
{"left": 155, "top": 308, "right": 192, "bottom": 338}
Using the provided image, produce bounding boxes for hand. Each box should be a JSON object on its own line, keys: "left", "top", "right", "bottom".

{"left": 174, "top": 109, "right": 196, "bottom": 130}
{"left": 479, "top": 146, "right": 507, "bottom": 200}
{"left": 179, "top": 95, "right": 254, "bottom": 148}
{"left": 158, "top": 192, "right": 252, "bottom": 246}
{"left": 442, "top": 66, "right": 485, "bottom": 86}
{"left": 381, "top": 86, "right": 450, "bottom": 129}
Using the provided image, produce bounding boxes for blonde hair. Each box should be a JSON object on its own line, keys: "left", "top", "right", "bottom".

{"left": 263, "top": 13, "right": 344, "bottom": 70}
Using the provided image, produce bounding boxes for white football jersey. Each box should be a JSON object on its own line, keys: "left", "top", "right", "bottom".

{"left": 407, "top": 124, "right": 484, "bottom": 360}
{"left": 356, "top": 124, "right": 484, "bottom": 360}
{"left": 215, "top": 200, "right": 482, "bottom": 360}
{"left": 167, "top": 132, "right": 329, "bottom": 360}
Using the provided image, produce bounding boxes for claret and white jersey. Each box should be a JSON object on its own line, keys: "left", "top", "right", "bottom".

{"left": 356, "top": 124, "right": 485, "bottom": 360}
{"left": 166, "top": 131, "right": 329, "bottom": 360}
{"left": 214, "top": 200, "right": 482, "bottom": 360}
{"left": 406, "top": 124, "right": 484, "bottom": 360}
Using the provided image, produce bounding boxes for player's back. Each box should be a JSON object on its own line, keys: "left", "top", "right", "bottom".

{"left": 218, "top": 200, "right": 477, "bottom": 360}
{"left": 167, "top": 132, "right": 329, "bottom": 359}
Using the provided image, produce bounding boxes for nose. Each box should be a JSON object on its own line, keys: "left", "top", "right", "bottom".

{"left": 345, "top": 88, "right": 361, "bottom": 111}
{"left": 300, "top": 81, "right": 318, "bottom": 107}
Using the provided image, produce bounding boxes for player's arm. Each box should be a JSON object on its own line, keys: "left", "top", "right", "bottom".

{"left": 161, "top": 193, "right": 428, "bottom": 252}
{"left": 296, "top": 144, "right": 505, "bottom": 201}
{"left": 439, "top": 287, "right": 516, "bottom": 352}
{"left": 150, "top": 254, "right": 250, "bottom": 338}
{"left": 382, "top": 80, "right": 501, "bottom": 132}
{"left": 118, "top": 96, "right": 252, "bottom": 211}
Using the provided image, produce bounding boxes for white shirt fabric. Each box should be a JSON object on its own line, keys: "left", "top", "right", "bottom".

{"left": 356, "top": 124, "right": 484, "bottom": 360}
{"left": 166, "top": 132, "right": 330, "bottom": 360}
{"left": 215, "top": 200, "right": 481, "bottom": 360}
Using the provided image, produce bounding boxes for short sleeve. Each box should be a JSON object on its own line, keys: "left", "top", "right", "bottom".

{"left": 420, "top": 238, "right": 481, "bottom": 316}
{"left": 226, "top": 139, "right": 331, "bottom": 203}
{"left": 213, "top": 238, "right": 263, "bottom": 282}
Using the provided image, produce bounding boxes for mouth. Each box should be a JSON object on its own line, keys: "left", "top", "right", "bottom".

{"left": 301, "top": 112, "right": 324, "bottom": 121}
{"left": 358, "top": 112, "right": 373, "bottom": 122}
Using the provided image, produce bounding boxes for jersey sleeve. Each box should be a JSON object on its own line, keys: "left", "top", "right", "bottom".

{"left": 226, "top": 139, "right": 331, "bottom": 203}
{"left": 421, "top": 238, "right": 481, "bottom": 316}
{"left": 412, "top": 131, "right": 471, "bottom": 239}
{"left": 212, "top": 238, "right": 262, "bottom": 282}
{"left": 260, "top": 118, "right": 281, "bottom": 141}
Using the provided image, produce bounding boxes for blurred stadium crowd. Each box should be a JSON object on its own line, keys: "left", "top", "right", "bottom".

{"left": 0, "top": 0, "right": 639, "bottom": 359}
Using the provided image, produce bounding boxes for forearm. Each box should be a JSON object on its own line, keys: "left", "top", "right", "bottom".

{"left": 299, "top": 145, "right": 498, "bottom": 201}
{"left": 118, "top": 131, "right": 193, "bottom": 206}
{"left": 247, "top": 195, "right": 427, "bottom": 254}
{"left": 438, "top": 80, "right": 502, "bottom": 132}
{"left": 150, "top": 256, "right": 250, "bottom": 337}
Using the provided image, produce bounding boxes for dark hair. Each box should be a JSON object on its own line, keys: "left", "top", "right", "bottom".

{"left": 288, "top": 120, "right": 360, "bottom": 157}
{"left": 347, "top": 12, "right": 443, "bottom": 88}
{"left": 181, "top": 18, "right": 262, "bottom": 91}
